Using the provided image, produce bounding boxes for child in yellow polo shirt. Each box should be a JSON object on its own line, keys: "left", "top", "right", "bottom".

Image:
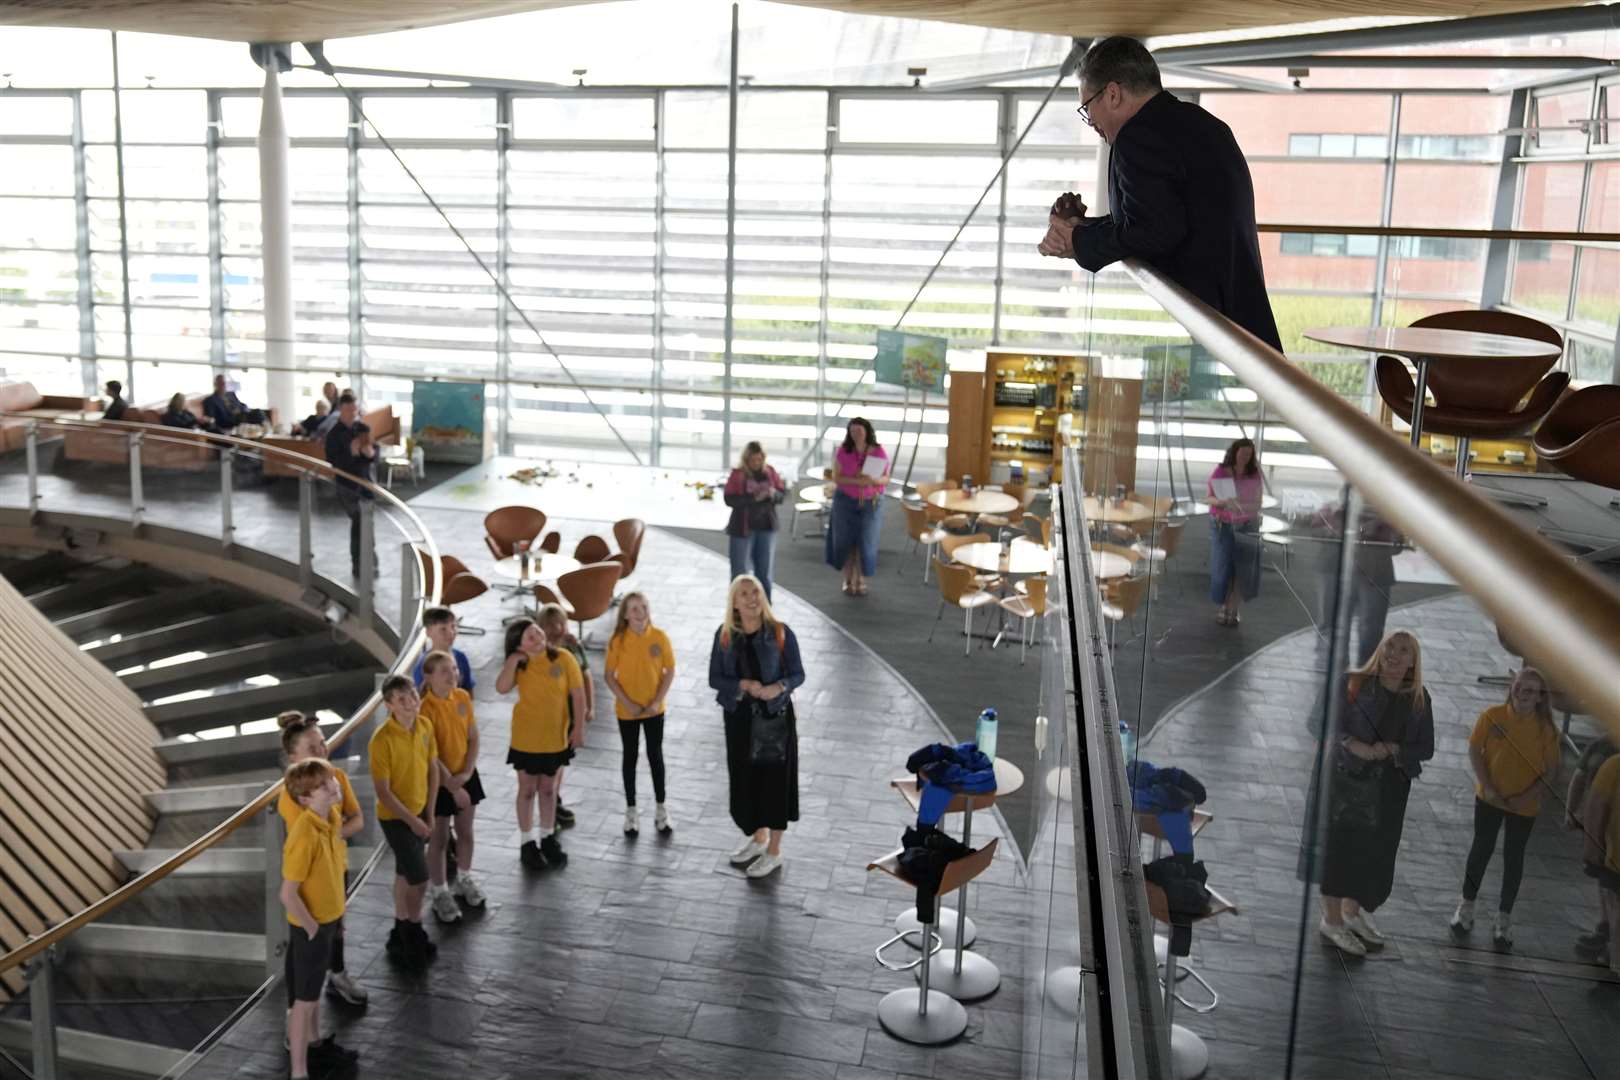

{"left": 1581, "top": 752, "right": 1620, "bottom": 979}
{"left": 368, "top": 675, "right": 441, "bottom": 969}
{"left": 604, "top": 592, "right": 676, "bottom": 837}
{"left": 275, "top": 711, "right": 367, "bottom": 1017}
{"left": 420, "top": 650, "right": 486, "bottom": 923}
{"left": 496, "top": 617, "right": 585, "bottom": 871}
{"left": 1451, "top": 668, "right": 1560, "bottom": 950}
{"left": 279, "top": 759, "right": 355, "bottom": 1080}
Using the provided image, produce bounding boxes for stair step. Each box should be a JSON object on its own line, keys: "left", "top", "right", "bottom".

{"left": 113, "top": 846, "right": 373, "bottom": 876}
{"left": 25, "top": 563, "right": 163, "bottom": 615}
{"left": 82, "top": 601, "right": 293, "bottom": 665}
{"left": 0, "top": 1020, "right": 187, "bottom": 1078}
{"left": 69, "top": 923, "right": 265, "bottom": 966}
{"left": 121, "top": 632, "right": 343, "bottom": 696}
{"left": 55, "top": 583, "right": 230, "bottom": 641}
{"left": 143, "top": 762, "right": 370, "bottom": 813}
{"left": 0, "top": 549, "right": 84, "bottom": 590}
{"left": 145, "top": 670, "right": 377, "bottom": 734}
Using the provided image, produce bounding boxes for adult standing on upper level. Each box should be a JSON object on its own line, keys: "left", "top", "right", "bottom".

{"left": 325, "top": 393, "right": 376, "bottom": 579}
{"left": 1037, "top": 36, "right": 1282, "bottom": 352}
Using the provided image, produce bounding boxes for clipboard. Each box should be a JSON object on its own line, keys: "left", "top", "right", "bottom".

{"left": 860, "top": 454, "right": 888, "bottom": 481}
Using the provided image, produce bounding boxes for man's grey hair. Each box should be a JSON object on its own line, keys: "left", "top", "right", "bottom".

{"left": 1079, "top": 36, "right": 1162, "bottom": 95}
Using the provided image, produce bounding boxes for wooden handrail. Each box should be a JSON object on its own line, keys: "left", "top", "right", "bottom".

{"left": 1125, "top": 259, "right": 1620, "bottom": 735}
{"left": 1257, "top": 224, "right": 1620, "bottom": 243}
{"left": 0, "top": 417, "right": 442, "bottom": 976}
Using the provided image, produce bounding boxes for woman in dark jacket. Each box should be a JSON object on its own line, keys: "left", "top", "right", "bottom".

{"left": 723, "top": 441, "right": 787, "bottom": 600}
{"left": 160, "top": 392, "right": 212, "bottom": 430}
{"left": 708, "top": 574, "right": 805, "bottom": 880}
{"left": 1304, "top": 630, "right": 1435, "bottom": 957}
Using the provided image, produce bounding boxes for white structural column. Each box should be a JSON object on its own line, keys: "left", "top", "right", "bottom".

{"left": 257, "top": 62, "right": 298, "bottom": 422}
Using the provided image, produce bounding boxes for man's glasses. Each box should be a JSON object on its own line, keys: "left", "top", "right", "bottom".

{"left": 1076, "top": 84, "right": 1107, "bottom": 126}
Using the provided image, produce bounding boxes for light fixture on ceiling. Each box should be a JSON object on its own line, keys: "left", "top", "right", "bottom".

{"left": 908, "top": 66, "right": 927, "bottom": 88}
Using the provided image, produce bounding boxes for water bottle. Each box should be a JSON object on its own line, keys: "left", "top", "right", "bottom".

{"left": 1119, "top": 720, "right": 1137, "bottom": 762}
{"left": 975, "top": 707, "right": 999, "bottom": 763}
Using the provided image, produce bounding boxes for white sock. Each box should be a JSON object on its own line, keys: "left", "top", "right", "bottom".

{"left": 523, "top": 828, "right": 538, "bottom": 846}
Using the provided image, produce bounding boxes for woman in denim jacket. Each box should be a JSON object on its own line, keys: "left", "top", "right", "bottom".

{"left": 709, "top": 574, "right": 805, "bottom": 879}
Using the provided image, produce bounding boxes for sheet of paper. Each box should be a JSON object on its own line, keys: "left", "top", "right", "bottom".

{"left": 860, "top": 454, "right": 888, "bottom": 480}
{"left": 1211, "top": 476, "right": 1237, "bottom": 501}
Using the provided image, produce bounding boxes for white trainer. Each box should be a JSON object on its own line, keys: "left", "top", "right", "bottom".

{"left": 729, "top": 837, "right": 766, "bottom": 865}
{"left": 654, "top": 803, "right": 673, "bottom": 835}
{"left": 745, "top": 852, "right": 783, "bottom": 879}
{"left": 430, "top": 886, "right": 463, "bottom": 924}
{"left": 326, "top": 970, "right": 368, "bottom": 1006}
{"left": 1344, "top": 911, "right": 1385, "bottom": 948}
{"left": 623, "top": 806, "right": 640, "bottom": 835}
{"left": 1319, "top": 920, "right": 1367, "bottom": 956}
{"left": 1493, "top": 911, "right": 1514, "bottom": 949}
{"left": 453, "top": 873, "right": 486, "bottom": 908}
{"left": 1449, "top": 898, "right": 1475, "bottom": 935}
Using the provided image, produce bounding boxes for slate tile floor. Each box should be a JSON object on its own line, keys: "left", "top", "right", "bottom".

{"left": 92, "top": 488, "right": 1035, "bottom": 1080}
{"left": 7, "top": 450, "right": 1614, "bottom": 1079}
{"left": 1139, "top": 591, "right": 1620, "bottom": 1080}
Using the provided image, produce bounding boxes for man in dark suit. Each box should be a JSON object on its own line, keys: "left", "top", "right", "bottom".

{"left": 203, "top": 374, "right": 268, "bottom": 429}
{"left": 324, "top": 393, "right": 376, "bottom": 577}
{"left": 1037, "top": 36, "right": 1282, "bottom": 351}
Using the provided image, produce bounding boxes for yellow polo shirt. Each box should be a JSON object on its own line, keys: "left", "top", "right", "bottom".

{"left": 605, "top": 626, "right": 675, "bottom": 721}
{"left": 368, "top": 714, "right": 437, "bottom": 820}
{"left": 1469, "top": 704, "right": 1560, "bottom": 816}
{"left": 1592, "top": 755, "right": 1620, "bottom": 875}
{"left": 282, "top": 806, "right": 346, "bottom": 926}
{"left": 510, "top": 649, "right": 582, "bottom": 754}
{"left": 420, "top": 687, "right": 475, "bottom": 775}
{"left": 277, "top": 768, "right": 359, "bottom": 832}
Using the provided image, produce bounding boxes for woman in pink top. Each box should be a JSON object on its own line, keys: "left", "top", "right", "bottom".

{"left": 1206, "top": 438, "right": 1264, "bottom": 626}
{"left": 823, "top": 417, "right": 889, "bottom": 596}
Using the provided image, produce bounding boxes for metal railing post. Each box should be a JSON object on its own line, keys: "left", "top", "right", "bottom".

{"left": 25, "top": 421, "right": 40, "bottom": 519}
{"left": 358, "top": 500, "right": 375, "bottom": 624}
{"left": 263, "top": 806, "right": 283, "bottom": 981}
{"left": 221, "top": 447, "right": 236, "bottom": 546}
{"left": 128, "top": 431, "right": 144, "bottom": 528}
{"left": 401, "top": 540, "right": 418, "bottom": 642}
{"left": 298, "top": 472, "right": 314, "bottom": 586}
{"left": 27, "top": 945, "right": 60, "bottom": 1080}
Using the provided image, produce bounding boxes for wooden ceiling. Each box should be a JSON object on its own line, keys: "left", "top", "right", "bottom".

{"left": 0, "top": 0, "right": 1587, "bottom": 42}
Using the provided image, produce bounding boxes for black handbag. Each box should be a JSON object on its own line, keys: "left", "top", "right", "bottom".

{"left": 1329, "top": 748, "right": 1383, "bottom": 832}
{"left": 748, "top": 699, "right": 791, "bottom": 767}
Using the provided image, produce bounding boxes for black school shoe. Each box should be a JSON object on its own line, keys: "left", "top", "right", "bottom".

{"left": 540, "top": 833, "right": 568, "bottom": 869}
{"left": 309, "top": 1035, "right": 360, "bottom": 1064}
{"left": 520, "top": 839, "right": 548, "bottom": 870}
{"left": 389, "top": 922, "right": 426, "bottom": 970}
{"left": 408, "top": 921, "right": 438, "bottom": 960}
{"left": 555, "top": 800, "right": 576, "bottom": 827}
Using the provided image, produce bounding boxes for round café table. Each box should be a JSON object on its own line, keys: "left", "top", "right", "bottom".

{"left": 952, "top": 538, "right": 1054, "bottom": 578}
{"left": 927, "top": 488, "right": 1020, "bottom": 516}
{"left": 1303, "top": 326, "right": 1562, "bottom": 448}
{"left": 492, "top": 552, "right": 582, "bottom": 591}
{"left": 1083, "top": 495, "right": 1153, "bottom": 526}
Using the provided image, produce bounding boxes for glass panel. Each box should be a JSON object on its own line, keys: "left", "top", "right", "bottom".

{"left": 1585, "top": 160, "right": 1620, "bottom": 233}
{"left": 1570, "top": 335, "right": 1615, "bottom": 382}
{"left": 1599, "top": 81, "right": 1618, "bottom": 146}
{"left": 0, "top": 94, "right": 74, "bottom": 136}
{"left": 1533, "top": 83, "right": 1593, "bottom": 152}
{"left": 1510, "top": 241, "right": 1575, "bottom": 317}
{"left": 1249, "top": 161, "right": 1386, "bottom": 226}
{"left": 1573, "top": 246, "right": 1619, "bottom": 330}
{"left": 86, "top": 146, "right": 208, "bottom": 199}
{"left": 218, "top": 93, "right": 350, "bottom": 139}
{"left": 1517, "top": 162, "right": 1584, "bottom": 231}
{"left": 1396, "top": 94, "right": 1508, "bottom": 161}
{"left": 91, "top": 199, "right": 210, "bottom": 256}
{"left": 0, "top": 197, "right": 76, "bottom": 248}
{"left": 512, "top": 95, "right": 655, "bottom": 141}
{"left": 114, "top": 90, "right": 206, "bottom": 143}
{"left": 358, "top": 95, "right": 496, "bottom": 140}
{"left": 836, "top": 97, "right": 999, "bottom": 144}
{"left": 1201, "top": 92, "right": 1392, "bottom": 157}
{"left": 0, "top": 146, "right": 75, "bottom": 199}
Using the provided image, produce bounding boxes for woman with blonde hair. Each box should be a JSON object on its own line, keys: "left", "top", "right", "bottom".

{"left": 707, "top": 574, "right": 805, "bottom": 878}
{"left": 605, "top": 591, "right": 677, "bottom": 836}
{"left": 1312, "top": 630, "right": 1435, "bottom": 956}
{"left": 1451, "top": 667, "right": 1559, "bottom": 950}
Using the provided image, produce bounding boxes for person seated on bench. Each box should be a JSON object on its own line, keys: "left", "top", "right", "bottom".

{"left": 161, "top": 392, "right": 214, "bottom": 430}
{"left": 103, "top": 380, "right": 128, "bottom": 422}
{"left": 293, "top": 398, "right": 330, "bottom": 438}
{"left": 203, "top": 374, "right": 268, "bottom": 429}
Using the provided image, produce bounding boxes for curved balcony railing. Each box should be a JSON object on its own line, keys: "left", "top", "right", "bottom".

{"left": 0, "top": 415, "right": 440, "bottom": 1075}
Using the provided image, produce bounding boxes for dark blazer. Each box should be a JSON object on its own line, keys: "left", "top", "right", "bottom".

{"left": 1073, "top": 92, "right": 1282, "bottom": 351}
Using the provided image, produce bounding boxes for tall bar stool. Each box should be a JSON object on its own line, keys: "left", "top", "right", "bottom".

{"left": 869, "top": 838, "right": 1000, "bottom": 1044}
{"left": 1137, "top": 808, "right": 1217, "bottom": 1009}
{"left": 890, "top": 757, "right": 1025, "bottom": 957}
{"left": 1147, "top": 880, "right": 1239, "bottom": 1080}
